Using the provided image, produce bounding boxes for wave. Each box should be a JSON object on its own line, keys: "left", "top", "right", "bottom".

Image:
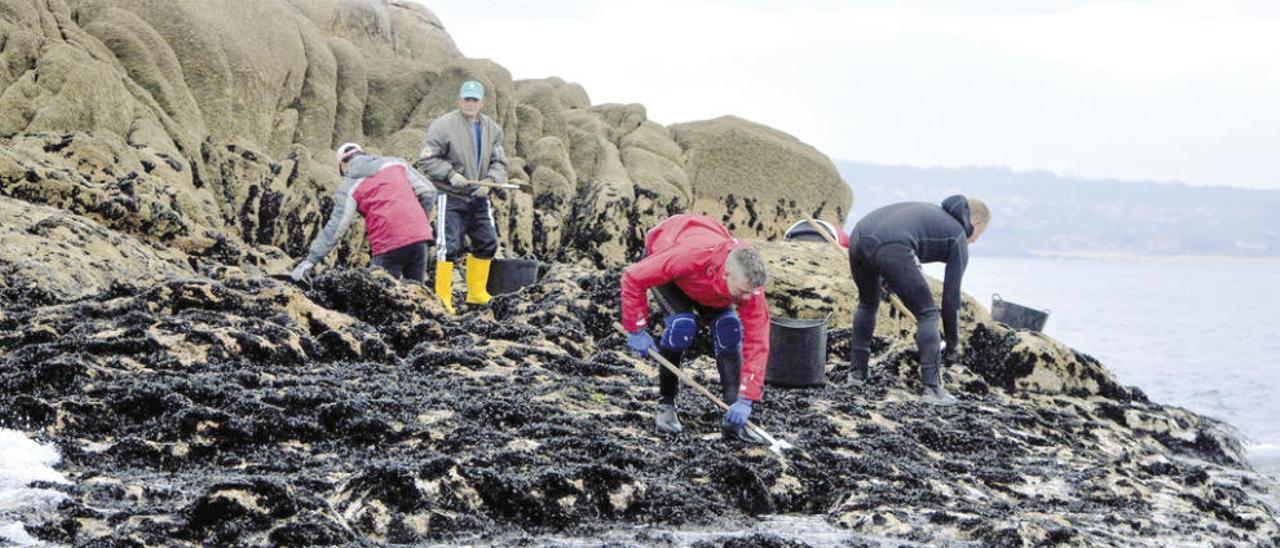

{"left": 0, "top": 430, "right": 70, "bottom": 546}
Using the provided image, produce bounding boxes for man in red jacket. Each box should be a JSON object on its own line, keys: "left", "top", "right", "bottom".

{"left": 292, "top": 143, "right": 436, "bottom": 283}
{"left": 621, "top": 214, "right": 770, "bottom": 444}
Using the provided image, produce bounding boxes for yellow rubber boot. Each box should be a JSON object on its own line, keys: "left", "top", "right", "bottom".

{"left": 434, "top": 261, "right": 456, "bottom": 314}
{"left": 465, "top": 254, "right": 493, "bottom": 305}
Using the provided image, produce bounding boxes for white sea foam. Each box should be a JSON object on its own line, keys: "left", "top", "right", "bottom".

{"left": 0, "top": 429, "right": 70, "bottom": 546}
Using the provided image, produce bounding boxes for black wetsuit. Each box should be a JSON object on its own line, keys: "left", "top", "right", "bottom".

{"left": 847, "top": 195, "right": 974, "bottom": 379}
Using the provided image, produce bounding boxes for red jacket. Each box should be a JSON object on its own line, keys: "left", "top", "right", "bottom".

{"left": 621, "top": 215, "right": 770, "bottom": 401}
{"left": 305, "top": 155, "right": 435, "bottom": 264}
{"left": 353, "top": 163, "right": 432, "bottom": 255}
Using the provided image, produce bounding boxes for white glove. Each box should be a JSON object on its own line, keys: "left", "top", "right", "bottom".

{"left": 291, "top": 260, "right": 315, "bottom": 282}
{"left": 469, "top": 185, "right": 490, "bottom": 198}
{"left": 448, "top": 171, "right": 468, "bottom": 188}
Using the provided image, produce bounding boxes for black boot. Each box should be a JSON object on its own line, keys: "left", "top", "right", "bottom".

{"left": 654, "top": 403, "right": 682, "bottom": 433}
{"left": 722, "top": 424, "right": 765, "bottom": 445}
{"left": 847, "top": 368, "right": 869, "bottom": 387}
{"left": 847, "top": 349, "right": 870, "bottom": 386}
{"left": 920, "top": 365, "right": 957, "bottom": 406}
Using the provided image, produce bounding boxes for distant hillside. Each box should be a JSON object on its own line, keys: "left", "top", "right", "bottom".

{"left": 839, "top": 162, "right": 1280, "bottom": 257}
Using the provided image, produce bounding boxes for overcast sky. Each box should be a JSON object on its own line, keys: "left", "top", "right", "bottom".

{"left": 424, "top": 1, "right": 1280, "bottom": 190}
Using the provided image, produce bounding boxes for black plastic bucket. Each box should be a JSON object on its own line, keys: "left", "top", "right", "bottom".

{"left": 765, "top": 316, "right": 828, "bottom": 387}
{"left": 486, "top": 258, "right": 540, "bottom": 295}
{"left": 991, "top": 293, "right": 1049, "bottom": 332}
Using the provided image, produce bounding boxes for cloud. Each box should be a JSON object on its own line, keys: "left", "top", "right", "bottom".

{"left": 421, "top": 0, "right": 1280, "bottom": 188}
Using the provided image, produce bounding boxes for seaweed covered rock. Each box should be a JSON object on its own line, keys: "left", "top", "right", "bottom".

{"left": 0, "top": 196, "right": 191, "bottom": 300}
{"left": 2, "top": 267, "right": 1276, "bottom": 545}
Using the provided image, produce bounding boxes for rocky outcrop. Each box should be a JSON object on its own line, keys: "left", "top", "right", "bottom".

{"left": 671, "top": 116, "right": 852, "bottom": 240}
{"left": 1, "top": 0, "right": 850, "bottom": 274}
{"left": 0, "top": 195, "right": 191, "bottom": 300}
{"left": 758, "top": 239, "right": 1130, "bottom": 399}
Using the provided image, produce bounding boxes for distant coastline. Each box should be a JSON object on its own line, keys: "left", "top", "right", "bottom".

{"left": 839, "top": 160, "right": 1280, "bottom": 258}
{"left": 1011, "top": 251, "right": 1280, "bottom": 263}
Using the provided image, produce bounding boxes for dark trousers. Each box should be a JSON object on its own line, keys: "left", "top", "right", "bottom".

{"left": 371, "top": 241, "right": 428, "bottom": 283}
{"left": 848, "top": 237, "right": 942, "bottom": 377}
{"left": 652, "top": 283, "right": 742, "bottom": 405}
{"left": 437, "top": 194, "right": 497, "bottom": 262}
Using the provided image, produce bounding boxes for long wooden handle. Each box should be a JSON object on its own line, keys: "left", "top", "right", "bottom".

{"left": 804, "top": 218, "right": 845, "bottom": 254}
{"left": 613, "top": 323, "right": 780, "bottom": 444}
{"left": 467, "top": 179, "right": 523, "bottom": 189}
{"left": 614, "top": 323, "right": 731, "bottom": 412}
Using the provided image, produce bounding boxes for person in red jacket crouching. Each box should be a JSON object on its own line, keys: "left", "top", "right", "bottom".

{"left": 292, "top": 143, "right": 437, "bottom": 283}
{"left": 621, "top": 214, "right": 771, "bottom": 444}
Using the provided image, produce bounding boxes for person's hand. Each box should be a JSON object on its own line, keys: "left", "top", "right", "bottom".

{"left": 291, "top": 260, "right": 315, "bottom": 282}
{"left": 941, "top": 344, "right": 959, "bottom": 365}
{"left": 448, "top": 171, "right": 468, "bottom": 188}
{"left": 724, "top": 398, "right": 753, "bottom": 427}
{"left": 627, "top": 330, "right": 656, "bottom": 357}
{"left": 469, "top": 185, "right": 490, "bottom": 198}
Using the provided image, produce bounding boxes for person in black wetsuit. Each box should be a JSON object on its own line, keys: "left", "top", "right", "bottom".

{"left": 846, "top": 195, "right": 990, "bottom": 406}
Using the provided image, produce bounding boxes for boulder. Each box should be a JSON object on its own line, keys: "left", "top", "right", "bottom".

{"left": 288, "top": 0, "right": 461, "bottom": 64}
{"left": 670, "top": 115, "right": 851, "bottom": 239}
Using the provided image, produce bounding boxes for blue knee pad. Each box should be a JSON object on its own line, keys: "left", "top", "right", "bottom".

{"left": 660, "top": 312, "right": 697, "bottom": 351}
{"left": 712, "top": 310, "right": 742, "bottom": 355}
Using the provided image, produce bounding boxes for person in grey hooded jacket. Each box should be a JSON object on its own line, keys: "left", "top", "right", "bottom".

{"left": 845, "top": 195, "right": 990, "bottom": 406}
{"left": 292, "top": 143, "right": 437, "bottom": 284}
{"left": 413, "top": 79, "right": 509, "bottom": 314}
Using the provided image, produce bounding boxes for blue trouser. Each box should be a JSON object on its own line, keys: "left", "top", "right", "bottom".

{"left": 848, "top": 236, "right": 942, "bottom": 381}
{"left": 436, "top": 194, "right": 497, "bottom": 262}
{"left": 371, "top": 241, "right": 428, "bottom": 283}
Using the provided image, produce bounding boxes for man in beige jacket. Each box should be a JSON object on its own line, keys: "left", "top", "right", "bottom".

{"left": 414, "top": 80, "right": 509, "bottom": 314}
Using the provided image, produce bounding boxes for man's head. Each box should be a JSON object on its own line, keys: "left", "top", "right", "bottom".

{"left": 967, "top": 198, "right": 990, "bottom": 243}
{"left": 336, "top": 142, "right": 363, "bottom": 176}
{"left": 458, "top": 80, "right": 485, "bottom": 120}
{"left": 724, "top": 247, "right": 768, "bottom": 298}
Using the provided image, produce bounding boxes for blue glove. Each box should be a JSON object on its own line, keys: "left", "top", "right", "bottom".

{"left": 627, "top": 330, "right": 656, "bottom": 357}
{"left": 724, "top": 397, "right": 753, "bottom": 427}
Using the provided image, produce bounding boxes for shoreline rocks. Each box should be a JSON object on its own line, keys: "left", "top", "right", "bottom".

{"left": 0, "top": 266, "right": 1276, "bottom": 545}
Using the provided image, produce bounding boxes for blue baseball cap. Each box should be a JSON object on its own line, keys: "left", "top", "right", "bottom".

{"left": 459, "top": 80, "right": 485, "bottom": 100}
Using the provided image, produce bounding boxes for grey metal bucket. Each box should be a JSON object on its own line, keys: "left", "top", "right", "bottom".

{"left": 765, "top": 315, "right": 829, "bottom": 387}
{"left": 991, "top": 293, "right": 1049, "bottom": 332}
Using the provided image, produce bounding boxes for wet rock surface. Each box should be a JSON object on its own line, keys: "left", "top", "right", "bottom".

{"left": 1, "top": 265, "right": 1277, "bottom": 545}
